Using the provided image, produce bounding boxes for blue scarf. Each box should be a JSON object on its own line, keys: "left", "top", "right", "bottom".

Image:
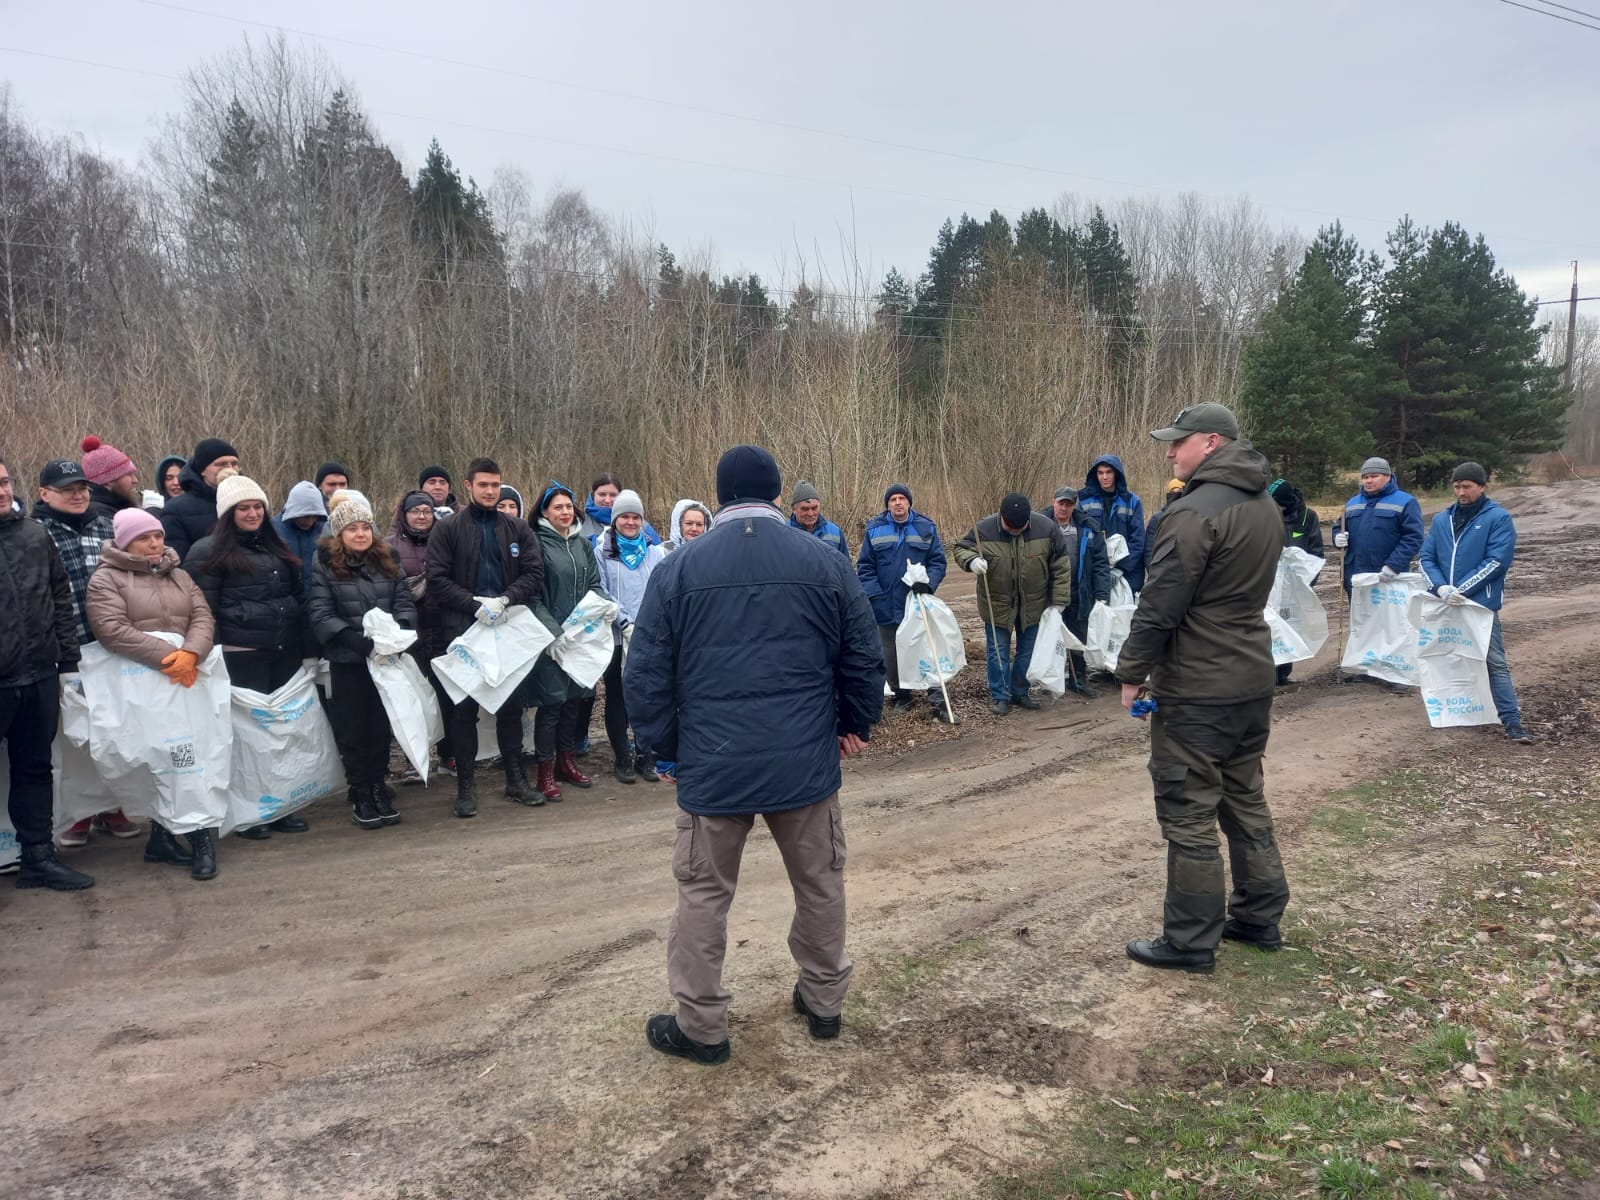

{"left": 615, "top": 528, "right": 649, "bottom": 570}
{"left": 585, "top": 495, "right": 612, "bottom": 527}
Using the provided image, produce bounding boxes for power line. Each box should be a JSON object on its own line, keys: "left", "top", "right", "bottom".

{"left": 1535, "top": 0, "right": 1600, "bottom": 20}
{"left": 1535, "top": 294, "right": 1599, "bottom": 304}
{"left": 1493, "top": 0, "right": 1600, "bottom": 32}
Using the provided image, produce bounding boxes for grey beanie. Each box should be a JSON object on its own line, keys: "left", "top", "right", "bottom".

{"left": 1360, "top": 456, "right": 1393, "bottom": 476}
{"left": 791, "top": 480, "right": 822, "bottom": 506}
{"left": 612, "top": 488, "right": 645, "bottom": 519}
{"left": 1451, "top": 461, "right": 1488, "bottom": 486}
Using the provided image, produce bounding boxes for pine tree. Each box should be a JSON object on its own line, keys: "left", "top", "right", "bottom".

{"left": 1372, "top": 218, "right": 1569, "bottom": 486}
{"left": 1238, "top": 223, "right": 1377, "bottom": 490}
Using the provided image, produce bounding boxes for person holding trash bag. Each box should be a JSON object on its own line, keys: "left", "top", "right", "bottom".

{"left": 309, "top": 493, "right": 418, "bottom": 829}
{"left": 187, "top": 475, "right": 314, "bottom": 840}
{"left": 1267, "top": 478, "right": 1325, "bottom": 686}
{"left": 1116, "top": 402, "right": 1289, "bottom": 975}
{"left": 526, "top": 482, "right": 604, "bottom": 802}
{"left": 0, "top": 454, "right": 95, "bottom": 891}
{"left": 1419, "top": 462, "right": 1530, "bottom": 744}
{"left": 85, "top": 508, "right": 219, "bottom": 880}
{"left": 626, "top": 444, "right": 885, "bottom": 1065}
{"left": 1046, "top": 486, "right": 1112, "bottom": 698}
{"left": 953, "top": 492, "right": 1073, "bottom": 715}
{"left": 1333, "top": 456, "right": 1422, "bottom": 595}
{"left": 857, "top": 484, "right": 951, "bottom": 721}
{"left": 1078, "top": 455, "right": 1148, "bottom": 593}
{"left": 388, "top": 491, "right": 455, "bottom": 772}
{"left": 425, "top": 457, "right": 546, "bottom": 817}
{"left": 592, "top": 489, "right": 667, "bottom": 784}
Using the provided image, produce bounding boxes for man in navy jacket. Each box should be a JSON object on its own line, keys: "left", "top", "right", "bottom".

{"left": 1419, "top": 462, "right": 1529, "bottom": 744}
{"left": 627, "top": 445, "right": 885, "bottom": 1064}
{"left": 1334, "top": 456, "right": 1423, "bottom": 593}
{"left": 856, "top": 484, "right": 950, "bottom": 719}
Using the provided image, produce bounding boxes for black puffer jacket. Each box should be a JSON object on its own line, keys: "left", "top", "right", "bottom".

{"left": 0, "top": 511, "right": 79, "bottom": 687}
{"left": 307, "top": 547, "right": 418, "bottom": 664}
{"left": 159, "top": 463, "right": 220, "bottom": 562}
{"left": 186, "top": 533, "right": 309, "bottom": 654}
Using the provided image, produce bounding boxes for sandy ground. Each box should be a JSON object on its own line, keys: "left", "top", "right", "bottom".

{"left": 4, "top": 479, "right": 1598, "bottom": 1200}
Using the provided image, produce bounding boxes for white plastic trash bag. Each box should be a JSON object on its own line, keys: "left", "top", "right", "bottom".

{"left": 80, "top": 638, "right": 231, "bottom": 835}
{"left": 1407, "top": 592, "right": 1499, "bottom": 728}
{"left": 1085, "top": 569, "right": 1137, "bottom": 672}
{"left": 1025, "top": 607, "right": 1087, "bottom": 696}
{"left": 895, "top": 593, "right": 966, "bottom": 691}
{"left": 475, "top": 707, "right": 537, "bottom": 760}
{"left": 1342, "top": 572, "right": 1428, "bottom": 685}
{"left": 364, "top": 608, "right": 418, "bottom": 655}
{"left": 370, "top": 653, "right": 443, "bottom": 781}
{"left": 52, "top": 685, "right": 120, "bottom": 834}
{"left": 550, "top": 589, "right": 620, "bottom": 689}
{"left": 1265, "top": 608, "right": 1313, "bottom": 665}
{"left": 226, "top": 669, "right": 345, "bottom": 835}
{"left": 1268, "top": 547, "right": 1329, "bottom": 663}
{"left": 1103, "top": 533, "right": 1130, "bottom": 568}
{"left": 432, "top": 606, "right": 553, "bottom": 714}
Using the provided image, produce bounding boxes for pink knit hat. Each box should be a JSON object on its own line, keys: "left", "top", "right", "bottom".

{"left": 112, "top": 507, "right": 164, "bottom": 550}
{"left": 80, "top": 436, "right": 136, "bottom": 486}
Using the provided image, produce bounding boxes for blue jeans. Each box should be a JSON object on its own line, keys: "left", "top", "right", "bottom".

{"left": 983, "top": 622, "right": 1039, "bottom": 702}
{"left": 1486, "top": 615, "right": 1522, "bottom": 726}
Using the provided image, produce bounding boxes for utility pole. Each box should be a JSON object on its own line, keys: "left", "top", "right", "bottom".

{"left": 1567, "top": 261, "right": 1579, "bottom": 380}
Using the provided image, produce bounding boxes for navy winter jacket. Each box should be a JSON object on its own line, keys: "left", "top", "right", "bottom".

{"left": 1419, "top": 497, "right": 1515, "bottom": 612}
{"left": 788, "top": 514, "right": 849, "bottom": 557}
{"left": 624, "top": 502, "right": 884, "bottom": 818}
{"left": 856, "top": 509, "right": 946, "bottom": 626}
{"left": 1339, "top": 478, "right": 1423, "bottom": 589}
{"left": 159, "top": 463, "right": 219, "bottom": 563}
{"left": 1078, "top": 455, "right": 1147, "bottom": 592}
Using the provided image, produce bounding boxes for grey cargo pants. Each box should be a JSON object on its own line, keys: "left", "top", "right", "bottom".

{"left": 667, "top": 793, "right": 852, "bottom": 1044}
{"left": 1148, "top": 696, "right": 1290, "bottom": 951}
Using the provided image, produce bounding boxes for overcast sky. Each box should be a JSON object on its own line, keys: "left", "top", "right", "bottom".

{"left": 3, "top": 0, "right": 1596, "bottom": 309}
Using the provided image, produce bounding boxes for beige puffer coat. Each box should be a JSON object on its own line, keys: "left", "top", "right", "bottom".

{"left": 86, "top": 542, "right": 215, "bottom": 670}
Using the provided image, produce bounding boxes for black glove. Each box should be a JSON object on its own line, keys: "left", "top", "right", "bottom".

{"left": 910, "top": 581, "right": 933, "bottom": 596}
{"left": 337, "top": 629, "right": 376, "bottom": 656}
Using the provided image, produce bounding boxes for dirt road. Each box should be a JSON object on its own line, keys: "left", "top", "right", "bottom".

{"left": 5, "top": 480, "right": 1597, "bottom": 1200}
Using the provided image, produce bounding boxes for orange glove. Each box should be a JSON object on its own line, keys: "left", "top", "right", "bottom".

{"left": 160, "top": 649, "right": 199, "bottom": 688}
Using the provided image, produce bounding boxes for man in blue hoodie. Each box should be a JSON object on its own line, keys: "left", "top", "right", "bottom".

{"left": 1333, "top": 456, "right": 1423, "bottom": 594}
{"left": 1419, "top": 463, "right": 1530, "bottom": 744}
{"left": 857, "top": 484, "right": 951, "bottom": 721}
{"left": 1078, "top": 455, "right": 1148, "bottom": 592}
{"left": 273, "top": 481, "right": 327, "bottom": 605}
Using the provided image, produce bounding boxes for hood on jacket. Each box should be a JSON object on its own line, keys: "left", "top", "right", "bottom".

{"left": 669, "top": 498, "right": 712, "bottom": 544}
{"left": 176, "top": 460, "right": 216, "bottom": 500}
{"left": 1186, "top": 440, "right": 1271, "bottom": 494}
{"left": 98, "top": 541, "right": 181, "bottom": 575}
{"left": 155, "top": 454, "right": 186, "bottom": 490}
{"left": 281, "top": 480, "right": 328, "bottom": 522}
{"left": 1084, "top": 454, "right": 1130, "bottom": 497}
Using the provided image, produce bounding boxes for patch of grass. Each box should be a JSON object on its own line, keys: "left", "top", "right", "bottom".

{"left": 990, "top": 752, "right": 1600, "bottom": 1199}
{"left": 850, "top": 934, "right": 986, "bottom": 1027}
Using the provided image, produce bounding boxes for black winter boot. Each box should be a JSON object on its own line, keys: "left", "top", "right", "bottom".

{"left": 351, "top": 784, "right": 383, "bottom": 829}
{"left": 187, "top": 829, "right": 218, "bottom": 881}
{"left": 375, "top": 783, "right": 400, "bottom": 826}
{"left": 454, "top": 771, "right": 478, "bottom": 818}
{"left": 634, "top": 752, "right": 658, "bottom": 782}
{"left": 504, "top": 758, "right": 542, "bottom": 806}
{"left": 16, "top": 843, "right": 95, "bottom": 890}
{"left": 143, "top": 824, "right": 193, "bottom": 867}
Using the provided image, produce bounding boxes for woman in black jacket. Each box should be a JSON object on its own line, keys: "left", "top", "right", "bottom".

{"left": 309, "top": 493, "right": 418, "bottom": 830}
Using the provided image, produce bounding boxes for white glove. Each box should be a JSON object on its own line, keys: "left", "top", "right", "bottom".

{"left": 1378, "top": 565, "right": 1397, "bottom": 582}
{"left": 473, "top": 596, "right": 508, "bottom": 625}
{"left": 1333, "top": 531, "right": 1349, "bottom": 548}
{"left": 60, "top": 672, "right": 84, "bottom": 695}
{"left": 301, "top": 657, "right": 319, "bottom": 674}
{"left": 900, "top": 561, "right": 930, "bottom": 588}
{"left": 1439, "top": 586, "right": 1468, "bottom": 606}
{"left": 970, "top": 556, "right": 989, "bottom": 575}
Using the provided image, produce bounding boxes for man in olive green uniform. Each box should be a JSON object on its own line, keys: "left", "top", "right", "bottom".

{"left": 1116, "top": 403, "right": 1290, "bottom": 974}
{"left": 953, "top": 492, "right": 1073, "bottom": 715}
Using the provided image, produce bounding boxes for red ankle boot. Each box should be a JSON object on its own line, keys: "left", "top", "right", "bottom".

{"left": 555, "top": 751, "right": 593, "bottom": 788}
{"left": 536, "top": 759, "right": 563, "bottom": 802}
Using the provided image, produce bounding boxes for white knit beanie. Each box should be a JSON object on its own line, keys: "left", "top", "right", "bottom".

{"left": 216, "top": 474, "right": 269, "bottom": 517}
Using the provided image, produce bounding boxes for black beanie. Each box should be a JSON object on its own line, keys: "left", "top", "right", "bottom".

{"left": 419, "top": 464, "right": 452, "bottom": 487}
{"left": 1451, "top": 462, "right": 1488, "bottom": 486}
{"left": 1000, "top": 492, "right": 1032, "bottom": 528}
{"left": 191, "top": 437, "right": 239, "bottom": 475}
{"left": 715, "top": 445, "right": 782, "bottom": 505}
{"left": 315, "top": 461, "right": 350, "bottom": 487}
{"left": 884, "top": 484, "right": 913, "bottom": 506}
{"left": 400, "top": 491, "right": 434, "bottom": 514}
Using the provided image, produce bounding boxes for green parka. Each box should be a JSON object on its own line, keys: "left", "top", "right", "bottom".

{"left": 526, "top": 517, "right": 604, "bottom": 707}
{"left": 952, "top": 512, "right": 1074, "bottom": 629}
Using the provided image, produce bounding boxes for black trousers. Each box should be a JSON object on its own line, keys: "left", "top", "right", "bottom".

{"left": 326, "top": 663, "right": 394, "bottom": 787}
{"left": 450, "top": 696, "right": 526, "bottom": 766}
{"left": 533, "top": 698, "right": 582, "bottom": 761}
{"left": 224, "top": 646, "right": 301, "bottom": 694}
{"left": 2, "top": 677, "right": 59, "bottom": 849}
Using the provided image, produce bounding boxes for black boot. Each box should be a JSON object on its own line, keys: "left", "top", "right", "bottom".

{"left": 454, "top": 771, "right": 478, "bottom": 818}
{"left": 374, "top": 783, "right": 400, "bottom": 826}
{"left": 187, "top": 829, "right": 218, "bottom": 881}
{"left": 1126, "top": 935, "right": 1214, "bottom": 974}
{"left": 16, "top": 843, "right": 95, "bottom": 890}
{"left": 634, "top": 752, "right": 658, "bottom": 782}
{"left": 143, "top": 824, "right": 193, "bottom": 867}
{"left": 504, "top": 758, "right": 542, "bottom": 806}
{"left": 351, "top": 784, "right": 383, "bottom": 830}
{"left": 613, "top": 750, "right": 637, "bottom": 785}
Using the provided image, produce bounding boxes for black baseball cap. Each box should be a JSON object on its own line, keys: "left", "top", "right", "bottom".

{"left": 1150, "top": 402, "right": 1240, "bottom": 442}
{"left": 40, "top": 460, "right": 88, "bottom": 488}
